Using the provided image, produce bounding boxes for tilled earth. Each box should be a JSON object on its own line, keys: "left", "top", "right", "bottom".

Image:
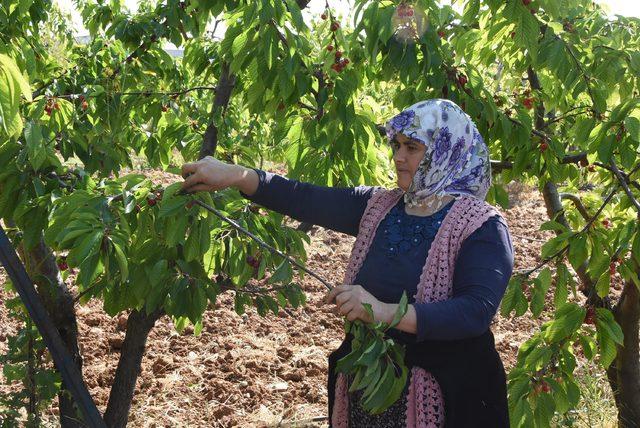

{"left": 0, "top": 173, "right": 617, "bottom": 427}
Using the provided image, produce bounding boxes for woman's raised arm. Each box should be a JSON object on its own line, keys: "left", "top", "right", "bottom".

{"left": 180, "top": 156, "right": 373, "bottom": 236}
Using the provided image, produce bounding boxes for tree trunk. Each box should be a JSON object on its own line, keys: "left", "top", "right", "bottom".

{"left": 103, "top": 309, "right": 163, "bottom": 428}
{"left": 610, "top": 280, "right": 640, "bottom": 427}
{"left": 540, "top": 181, "right": 596, "bottom": 293}
{"left": 23, "top": 236, "right": 84, "bottom": 428}
{"left": 199, "top": 62, "right": 236, "bottom": 160}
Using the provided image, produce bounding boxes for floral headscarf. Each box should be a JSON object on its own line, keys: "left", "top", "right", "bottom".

{"left": 384, "top": 99, "right": 491, "bottom": 208}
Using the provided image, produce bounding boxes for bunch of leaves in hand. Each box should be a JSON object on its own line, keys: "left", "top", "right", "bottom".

{"left": 335, "top": 292, "right": 409, "bottom": 414}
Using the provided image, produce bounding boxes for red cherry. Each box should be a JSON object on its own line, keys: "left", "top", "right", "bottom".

{"left": 438, "top": 30, "right": 446, "bottom": 38}
{"left": 522, "top": 0, "right": 532, "bottom": 5}
{"left": 407, "top": 9, "right": 414, "bottom": 16}
{"left": 579, "top": 158, "right": 588, "bottom": 167}
{"left": 81, "top": 101, "right": 88, "bottom": 111}
{"left": 523, "top": 97, "right": 534, "bottom": 109}
{"left": 277, "top": 102, "right": 285, "bottom": 110}
{"left": 602, "top": 219, "right": 611, "bottom": 228}
{"left": 539, "top": 142, "right": 548, "bottom": 152}
{"left": 588, "top": 165, "right": 596, "bottom": 172}
{"left": 330, "top": 22, "right": 339, "bottom": 31}
{"left": 327, "top": 45, "right": 334, "bottom": 52}
{"left": 610, "top": 262, "right": 617, "bottom": 276}
{"left": 186, "top": 200, "right": 195, "bottom": 209}
{"left": 53, "top": 102, "right": 60, "bottom": 110}
{"left": 335, "top": 50, "right": 343, "bottom": 59}
{"left": 541, "top": 382, "right": 551, "bottom": 393}
{"left": 246, "top": 255, "right": 259, "bottom": 268}
{"left": 147, "top": 197, "right": 157, "bottom": 207}
{"left": 161, "top": 105, "right": 169, "bottom": 112}
{"left": 321, "top": 13, "right": 327, "bottom": 20}
{"left": 57, "top": 261, "right": 68, "bottom": 271}
{"left": 78, "top": 95, "right": 85, "bottom": 102}
{"left": 344, "top": 58, "right": 350, "bottom": 65}
{"left": 458, "top": 75, "right": 468, "bottom": 86}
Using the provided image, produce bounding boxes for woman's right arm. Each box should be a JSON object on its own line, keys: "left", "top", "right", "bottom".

{"left": 180, "top": 156, "right": 373, "bottom": 236}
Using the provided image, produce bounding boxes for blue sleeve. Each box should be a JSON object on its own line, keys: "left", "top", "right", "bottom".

{"left": 239, "top": 169, "right": 374, "bottom": 237}
{"left": 413, "top": 216, "right": 514, "bottom": 341}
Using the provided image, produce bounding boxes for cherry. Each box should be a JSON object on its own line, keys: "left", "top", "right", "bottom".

{"left": 330, "top": 22, "right": 340, "bottom": 32}
{"left": 161, "top": 105, "right": 169, "bottom": 112}
{"left": 334, "top": 50, "right": 343, "bottom": 59}
{"left": 530, "top": 7, "right": 537, "bottom": 14}
{"left": 540, "top": 382, "right": 551, "bottom": 393}
{"left": 437, "top": 30, "right": 446, "bottom": 38}
{"left": 522, "top": 0, "right": 532, "bottom": 5}
{"left": 407, "top": 9, "right": 414, "bottom": 16}
{"left": 539, "top": 142, "right": 548, "bottom": 152}
{"left": 610, "top": 262, "right": 617, "bottom": 276}
{"left": 277, "top": 102, "right": 285, "bottom": 110}
{"left": 147, "top": 197, "right": 157, "bottom": 207}
{"left": 344, "top": 58, "right": 350, "bottom": 65}
{"left": 135, "top": 204, "right": 141, "bottom": 213}
{"left": 186, "top": 200, "right": 195, "bottom": 209}
{"left": 81, "top": 101, "right": 88, "bottom": 111}
{"left": 45, "top": 106, "right": 52, "bottom": 116}
{"left": 78, "top": 95, "right": 85, "bottom": 102}
{"left": 602, "top": 219, "right": 611, "bottom": 228}
{"left": 246, "top": 255, "right": 259, "bottom": 268}
{"left": 458, "top": 75, "right": 468, "bottom": 86}
{"left": 579, "top": 158, "right": 588, "bottom": 167}
{"left": 321, "top": 13, "right": 327, "bottom": 20}
{"left": 523, "top": 98, "right": 534, "bottom": 109}
{"left": 588, "top": 165, "right": 596, "bottom": 172}
{"left": 327, "top": 45, "right": 334, "bottom": 52}
{"left": 461, "top": 102, "right": 466, "bottom": 110}
{"left": 510, "top": 31, "right": 516, "bottom": 39}
{"left": 53, "top": 102, "right": 60, "bottom": 110}
{"left": 57, "top": 261, "right": 68, "bottom": 271}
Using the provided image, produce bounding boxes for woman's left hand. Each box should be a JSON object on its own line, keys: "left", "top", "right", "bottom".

{"left": 324, "top": 284, "right": 390, "bottom": 323}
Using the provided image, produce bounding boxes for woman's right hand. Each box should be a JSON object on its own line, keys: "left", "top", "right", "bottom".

{"left": 180, "top": 156, "right": 259, "bottom": 195}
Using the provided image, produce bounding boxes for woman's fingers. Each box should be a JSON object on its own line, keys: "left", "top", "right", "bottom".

{"left": 181, "top": 162, "right": 198, "bottom": 178}
{"left": 324, "top": 284, "right": 352, "bottom": 304}
{"left": 183, "top": 183, "right": 210, "bottom": 193}
{"left": 337, "top": 301, "right": 354, "bottom": 316}
{"left": 181, "top": 171, "right": 202, "bottom": 190}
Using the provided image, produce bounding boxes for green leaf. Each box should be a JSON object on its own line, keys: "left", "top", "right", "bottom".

{"left": 268, "top": 260, "right": 293, "bottom": 284}
{"left": 68, "top": 230, "right": 103, "bottom": 266}
{"left": 0, "top": 54, "right": 28, "bottom": 137}
{"left": 24, "top": 121, "right": 47, "bottom": 170}
{"left": 387, "top": 292, "right": 408, "bottom": 329}
{"left": 112, "top": 242, "right": 128, "bottom": 282}
{"left": 568, "top": 234, "right": 588, "bottom": 270}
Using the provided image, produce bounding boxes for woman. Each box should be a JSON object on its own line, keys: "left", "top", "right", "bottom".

{"left": 181, "top": 99, "right": 514, "bottom": 427}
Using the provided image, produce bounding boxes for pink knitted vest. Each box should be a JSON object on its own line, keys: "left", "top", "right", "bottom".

{"left": 331, "top": 187, "right": 504, "bottom": 427}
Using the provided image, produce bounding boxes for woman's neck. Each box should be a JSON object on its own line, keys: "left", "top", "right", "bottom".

{"left": 404, "top": 194, "right": 455, "bottom": 217}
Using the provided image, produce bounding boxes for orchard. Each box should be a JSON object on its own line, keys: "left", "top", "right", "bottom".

{"left": 0, "top": 0, "right": 639, "bottom": 427}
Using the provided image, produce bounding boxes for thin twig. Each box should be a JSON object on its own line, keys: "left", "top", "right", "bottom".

{"left": 610, "top": 159, "right": 640, "bottom": 213}
{"left": 187, "top": 197, "right": 333, "bottom": 290}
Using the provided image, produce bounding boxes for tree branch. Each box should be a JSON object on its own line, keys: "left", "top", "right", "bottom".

{"left": 610, "top": 159, "right": 640, "bottom": 214}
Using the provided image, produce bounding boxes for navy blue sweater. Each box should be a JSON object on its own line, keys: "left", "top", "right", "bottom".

{"left": 241, "top": 170, "right": 514, "bottom": 342}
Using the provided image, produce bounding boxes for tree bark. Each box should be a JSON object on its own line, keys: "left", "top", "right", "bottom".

{"left": 199, "top": 62, "right": 236, "bottom": 160}
{"left": 610, "top": 280, "right": 640, "bottom": 427}
{"left": 103, "top": 309, "right": 163, "bottom": 428}
{"left": 23, "top": 236, "right": 84, "bottom": 428}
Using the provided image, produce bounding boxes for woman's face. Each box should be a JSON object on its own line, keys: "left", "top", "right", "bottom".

{"left": 391, "top": 133, "right": 427, "bottom": 191}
